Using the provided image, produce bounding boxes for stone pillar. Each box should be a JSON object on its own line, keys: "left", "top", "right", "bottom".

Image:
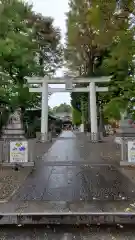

{"left": 88, "top": 91, "right": 90, "bottom": 127}
{"left": 41, "top": 81, "right": 48, "bottom": 142}
{"left": 115, "top": 118, "right": 135, "bottom": 166}
{"left": 80, "top": 98, "right": 84, "bottom": 133}
{"left": 89, "top": 82, "right": 98, "bottom": 141}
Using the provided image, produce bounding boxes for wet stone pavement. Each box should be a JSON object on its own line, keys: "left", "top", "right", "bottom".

{"left": 11, "top": 131, "right": 135, "bottom": 202}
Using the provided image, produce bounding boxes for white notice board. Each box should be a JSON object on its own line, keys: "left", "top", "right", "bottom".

{"left": 128, "top": 141, "right": 135, "bottom": 162}
{"left": 10, "top": 141, "right": 28, "bottom": 163}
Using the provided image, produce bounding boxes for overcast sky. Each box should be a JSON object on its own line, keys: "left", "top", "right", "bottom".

{"left": 28, "top": 0, "right": 70, "bottom": 107}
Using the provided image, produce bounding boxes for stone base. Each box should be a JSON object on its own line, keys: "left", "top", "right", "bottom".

{"left": 0, "top": 162, "right": 35, "bottom": 167}
{"left": 80, "top": 124, "right": 84, "bottom": 133}
{"left": 90, "top": 133, "right": 99, "bottom": 142}
{"left": 36, "top": 132, "right": 52, "bottom": 143}
{"left": 120, "top": 161, "right": 135, "bottom": 167}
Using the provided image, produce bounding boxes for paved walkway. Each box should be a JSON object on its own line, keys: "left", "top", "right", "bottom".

{"left": 11, "top": 131, "right": 135, "bottom": 203}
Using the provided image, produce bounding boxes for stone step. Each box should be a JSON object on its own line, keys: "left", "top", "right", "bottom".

{"left": 0, "top": 200, "right": 135, "bottom": 225}
{"left": 2, "top": 225, "right": 135, "bottom": 238}
{"left": 0, "top": 212, "right": 135, "bottom": 225}
{"left": 40, "top": 161, "right": 114, "bottom": 166}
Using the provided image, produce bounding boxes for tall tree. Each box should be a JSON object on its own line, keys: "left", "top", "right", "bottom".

{"left": 29, "top": 12, "right": 63, "bottom": 76}
{"left": 0, "top": 0, "right": 63, "bottom": 125}
{"left": 65, "top": 0, "right": 135, "bottom": 122}
{"left": 0, "top": 0, "right": 39, "bottom": 123}
{"left": 53, "top": 103, "right": 71, "bottom": 114}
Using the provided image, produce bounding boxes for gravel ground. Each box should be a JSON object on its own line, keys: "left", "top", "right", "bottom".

{"left": 0, "top": 138, "right": 56, "bottom": 202}
{"left": 0, "top": 167, "right": 31, "bottom": 202}
{"left": 75, "top": 132, "right": 135, "bottom": 184}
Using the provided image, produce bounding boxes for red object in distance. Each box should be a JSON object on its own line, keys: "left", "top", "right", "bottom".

{"left": 128, "top": 119, "right": 133, "bottom": 124}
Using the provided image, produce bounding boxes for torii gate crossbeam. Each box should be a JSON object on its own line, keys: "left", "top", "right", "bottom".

{"left": 27, "top": 76, "right": 110, "bottom": 142}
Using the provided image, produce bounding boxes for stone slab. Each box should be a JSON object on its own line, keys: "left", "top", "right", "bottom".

{"left": 0, "top": 200, "right": 134, "bottom": 214}
{"left": 0, "top": 225, "right": 135, "bottom": 239}
{"left": 0, "top": 201, "right": 135, "bottom": 224}
{"left": 120, "top": 161, "right": 135, "bottom": 166}
{"left": 0, "top": 162, "right": 35, "bottom": 167}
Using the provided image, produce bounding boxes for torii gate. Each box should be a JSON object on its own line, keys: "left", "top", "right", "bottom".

{"left": 27, "top": 76, "right": 110, "bottom": 141}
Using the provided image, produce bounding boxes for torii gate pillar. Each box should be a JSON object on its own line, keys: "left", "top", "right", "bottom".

{"left": 27, "top": 76, "right": 110, "bottom": 142}
{"left": 89, "top": 82, "right": 98, "bottom": 141}
{"left": 41, "top": 81, "right": 48, "bottom": 141}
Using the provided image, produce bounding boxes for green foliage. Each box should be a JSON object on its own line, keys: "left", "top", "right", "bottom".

{"left": 72, "top": 107, "right": 81, "bottom": 125}
{"left": 0, "top": 0, "right": 40, "bottom": 115}
{"left": 30, "top": 12, "right": 63, "bottom": 76}
{"left": 0, "top": 0, "right": 63, "bottom": 121}
{"left": 0, "top": 0, "right": 38, "bottom": 82}
{"left": 65, "top": 0, "right": 118, "bottom": 76}
{"left": 103, "top": 97, "right": 127, "bottom": 121}
{"left": 52, "top": 103, "right": 71, "bottom": 114}
{"left": 65, "top": 0, "right": 135, "bottom": 121}
{"left": 48, "top": 106, "right": 54, "bottom": 115}
{"left": 130, "top": 110, "right": 135, "bottom": 121}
